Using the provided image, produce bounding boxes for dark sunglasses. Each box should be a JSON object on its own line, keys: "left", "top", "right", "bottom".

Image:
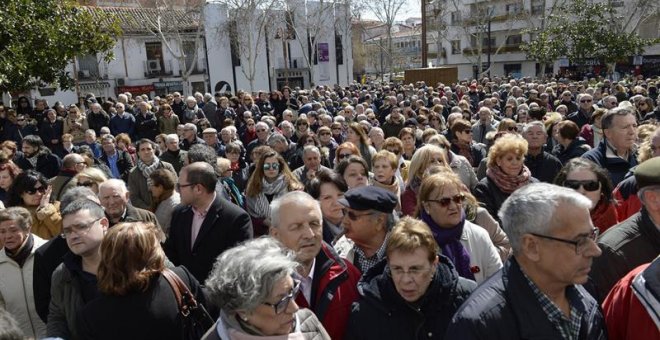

{"left": 77, "top": 181, "right": 95, "bottom": 187}
{"left": 319, "top": 132, "right": 331, "bottom": 136}
{"left": 256, "top": 129, "right": 267, "bottom": 133}
{"left": 337, "top": 153, "right": 353, "bottom": 160}
{"left": 427, "top": 194, "right": 466, "bottom": 207}
{"left": 580, "top": 99, "right": 593, "bottom": 103}
{"left": 342, "top": 209, "right": 374, "bottom": 221}
{"left": 263, "top": 162, "right": 280, "bottom": 171}
{"left": 25, "top": 186, "right": 47, "bottom": 195}
{"left": 507, "top": 126, "right": 518, "bottom": 132}
{"left": 563, "top": 180, "right": 600, "bottom": 192}
{"left": 263, "top": 280, "right": 300, "bottom": 314}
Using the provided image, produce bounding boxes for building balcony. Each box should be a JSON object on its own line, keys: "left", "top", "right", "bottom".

{"left": 462, "top": 44, "right": 522, "bottom": 55}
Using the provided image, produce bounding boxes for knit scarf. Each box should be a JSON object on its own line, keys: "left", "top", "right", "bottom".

{"left": 137, "top": 157, "right": 161, "bottom": 187}
{"left": 455, "top": 142, "right": 474, "bottom": 167}
{"left": 246, "top": 175, "right": 287, "bottom": 219}
{"left": 6, "top": 234, "right": 34, "bottom": 268}
{"left": 486, "top": 165, "right": 531, "bottom": 194}
{"left": 420, "top": 210, "right": 475, "bottom": 280}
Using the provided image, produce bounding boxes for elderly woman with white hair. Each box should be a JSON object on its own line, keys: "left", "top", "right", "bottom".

{"left": 202, "top": 237, "right": 330, "bottom": 340}
{"left": 181, "top": 95, "right": 206, "bottom": 125}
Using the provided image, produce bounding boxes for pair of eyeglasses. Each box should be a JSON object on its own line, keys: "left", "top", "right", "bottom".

{"left": 176, "top": 183, "right": 196, "bottom": 191}
{"left": 298, "top": 123, "right": 308, "bottom": 127}
{"left": 263, "top": 280, "right": 301, "bottom": 314}
{"left": 263, "top": 162, "right": 280, "bottom": 171}
{"left": 319, "top": 132, "right": 331, "bottom": 136}
{"left": 427, "top": 194, "right": 466, "bottom": 207}
{"left": 530, "top": 227, "right": 600, "bottom": 255}
{"left": 163, "top": 108, "right": 171, "bottom": 111}
{"left": 563, "top": 179, "right": 600, "bottom": 192}
{"left": 463, "top": 130, "right": 472, "bottom": 134}
{"left": 77, "top": 181, "right": 95, "bottom": 188}
{"left": 337, "top": 153, "right": 353, "bottom": 160}
{"left": 25, "top": 186, "right": 47, "bottom": 195}
{"left": 342, "top": 209, "right": 374, "bottom": 221}
{"left": 580, "top": 99, "right": 593, "bottom": 103}
{"left": 60, "top": 217, "right": 103, "bottom": 239}
{"left": 256, "top": 129, "right": 267, "bottom": 133}
{"left": 507, "top": 126, "right": 518, "bottom": 132}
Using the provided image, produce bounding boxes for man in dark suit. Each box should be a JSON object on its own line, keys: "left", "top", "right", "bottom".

{"left": 164, "top": 162, "right": 253, "bottom": 282}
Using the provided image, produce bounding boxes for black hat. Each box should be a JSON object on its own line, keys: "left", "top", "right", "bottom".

{"left": 338, "top": 186, "right": 397, "bottom": 213}
{"left": 405, "top": 118, "right": 418, "bottom": 127}
{"left": 634, "top": 157, "right": 660, "bottom": 190}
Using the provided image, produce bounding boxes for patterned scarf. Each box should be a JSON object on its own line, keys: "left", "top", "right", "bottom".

{"left": 137, "top": 157, "right": 161, "bottom": 187}
{"left": 455, "top": 142, "right": 474, "bottom": 167}
{"left": 486, "top": 165, "right": 531, "bottom": 194}
{"left": 246, "top": 175, "right": 287, "bottom": 219}
{"left": 420, "top": 210, "right": 475, "bottom": 280}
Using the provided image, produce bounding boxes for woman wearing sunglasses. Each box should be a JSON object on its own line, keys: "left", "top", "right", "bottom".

{"left": 401, "top": 145, "right": 450, "bottom": 217}
{"left": 345, "top": 217, "right": 475, "bottom": 340}
{"left": 245, "top": 150, "right": 303, "bottom": 236}
{"left": 346, "top": 123, "right": 376, "bottom": 170}
{"left": 73, "top": 167, "right": 108, "bottom": 195}
{"left": 555, "top": 158, "right": 618, "bottom": 233}
{"left": 333, "top": 142, "right": 361, "bottom": 169}
{"left": 418, "top": 173, "right": 502, "bottom": 283}
{"left": 7, "top": 170, "right": 62, "bottom": 240}
{"left": 203, "top": 237, "right": 330, "bottom": 340}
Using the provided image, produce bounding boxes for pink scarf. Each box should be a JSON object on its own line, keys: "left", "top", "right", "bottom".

{"left": 486, "top": 165, "right": 532, "bottom": 194}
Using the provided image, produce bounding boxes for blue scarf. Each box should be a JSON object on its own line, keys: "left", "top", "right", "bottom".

{"left": 420, "top": 210, "right": 475, "bottom": 280}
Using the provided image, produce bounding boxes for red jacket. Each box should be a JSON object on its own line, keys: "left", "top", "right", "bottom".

{"left": 602, "top": 263, "right": 660, "bottom": 340}
{"left": 295, "top": 242, "right": 361, "bottom": 340}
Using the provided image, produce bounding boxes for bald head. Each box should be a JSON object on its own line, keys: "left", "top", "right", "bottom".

{"left": 62, "top": 153, "right": 86, "bottom": 172}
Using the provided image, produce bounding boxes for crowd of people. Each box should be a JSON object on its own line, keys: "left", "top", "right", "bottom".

{"left": 0, "top": 75, "right": 659, "bottom": 339}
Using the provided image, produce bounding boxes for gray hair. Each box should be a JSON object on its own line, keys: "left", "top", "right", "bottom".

{"left": 267, "top": 133, "right": 287, "bottom": 146}
{"left": 184, "top": 123, "right": 197, "bottom": 134}
{"left": 205, "top": 237, "right": 299, "bottom": 313}
{"left": 499, "top": 183, "right": 591, "bottom": 253}
{"left": 60, "top": 198, "right": 106, "bottom": 220}
{"left": 0, "top": 207, "right": 33, "bottom": 231}
{"left": 602, "top": 106, "right": 635, "bottom": 130}
{"left": 522, "top": 121, "right": 546, "bottom": 135}
{"left": 638, "top": 185, "right": 660, "bottom": 206}
{"left": 302, "top": 145, "right": 320, "bottom": 157}
{"left": 98, "top": 178, "right": 128, "bottom": 195}
{"left": 60, "top": 187, "right": 100, "bottom": 211}
{"left": 255, "top": 122, "right": 269, "bottom": 131}
{"left": 165, "top": 134, "right": 179, "bottom": 143}
{"left": 270, "top": 191, "right": 322, "bottom": 228}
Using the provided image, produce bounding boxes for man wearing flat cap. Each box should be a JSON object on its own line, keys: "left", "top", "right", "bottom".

{"left": 334, "top": 186, "right": 399, "bottom": 274}
{"left": 590, "top": 156, "right": 660, "bottom": 302}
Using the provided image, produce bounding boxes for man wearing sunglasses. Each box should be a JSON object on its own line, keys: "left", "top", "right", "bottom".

{"left": 567, "top": 93, "right": 595, "bottom": 129}
{"left": 269, "top": 191, "right": 360, "bottom": 340}
{"left": 590, "top": 157, "right": 660, "bottom": 303}
{"left": 334, "top": 186, "right": 398, "bottom": 274}
{"left": 447, "top": 183, "right": 606, "bottom": 339}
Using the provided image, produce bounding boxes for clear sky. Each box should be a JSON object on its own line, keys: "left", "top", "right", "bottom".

{"left": 361, "top": 0, "right": 422, "bottom": 22}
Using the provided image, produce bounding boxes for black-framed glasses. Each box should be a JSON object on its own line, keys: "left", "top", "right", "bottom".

{"left": 563, "top": 180, "right": 600, "bottom": 192}
{"left": 426, "top": 194, "right": 466, "bottom": 207}
{"left": 176, "top": 183, "right": 196, "bottom": 191}
{"left": 337, "top": 153, "right": 353, "bottom": 160}
{"left": 387, "top": 264, "right": 433, "bottom": 280}
{"left": 263, "top": 162, "right": 280, "bottom": 171}
{"left": 507, "top": 126, "right": 518, "bottom": 132}
{"left": 530, "top": 228, "right": 600, "bottom": 255}
{"left": 263, "top": 279, "right": 301, "bottom": 314}
{"left": 60, "top": 217, "right": 103, "bottom": 239}
{"left": 342, "top": 209, "right": 374, "bottom": 221}
{"left": 580, "top": 99, "right": 593, "bottom": 103}
{"left": 25, "top": 186, "right": 47, "bottom": 195}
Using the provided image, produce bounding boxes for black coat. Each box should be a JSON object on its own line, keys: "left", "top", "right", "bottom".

{"left": 76, "top": 266, "right": 205, "bottom": 340}
{"left": 582, "top": 140, "right": 637, "bottom": 187}
{"left": 473, "top": 176, "right": 534, "bottom": 225}
{"left": 553, "top": 138, "right": 590, "bottom": 165}
{"left": 39, "top": 118, "right": 64, "bottom": 152}
{"left": 135, "top": 111, "right": 159, "bottom": 141}
{"left": 100, "top": 150, "right": 134, "bottom": 181}
{"left": 346, "top": 256, "right": 475, "bottom": 340}
{"left": 164, "top": 195, "right": 253, "bottom": 282}
{"left": 589, "top": 208, "right": 660, "bottom": 302}
{"left": 15, "top": 150, "right": 62, "bottom": 178}
{"left": 446, "top": 258, "right": 606, "bottom": 339}
{"left": 33, "top": 236, "right": 70, "bottom": 323}
{"left": 525, "top": 151, "right": 563, "bottom": 183}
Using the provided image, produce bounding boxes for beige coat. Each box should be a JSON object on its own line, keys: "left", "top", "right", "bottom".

{"left": 0, "top": 235, "right": 48, "bottom": 338}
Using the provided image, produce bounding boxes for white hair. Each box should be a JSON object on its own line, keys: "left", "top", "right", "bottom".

{"left": 270, "top": 191, "right": 322, "bottom": 229}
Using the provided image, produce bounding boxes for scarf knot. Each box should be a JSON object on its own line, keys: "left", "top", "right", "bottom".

{"left": 420, "top": 210, "right": 475, "bottom": 280}
{"left": 486, "top": 165, "right": 531, "bottom": 194}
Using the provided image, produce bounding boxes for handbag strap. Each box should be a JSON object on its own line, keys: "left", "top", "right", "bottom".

{"left": 162, "top": 268, "right": 198, "bottom": 315}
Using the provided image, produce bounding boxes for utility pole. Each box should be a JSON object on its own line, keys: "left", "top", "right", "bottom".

{"left": 487, "top": 18, "right": 491, "bottom": 79}
{"left": 421, "top": 0, "right": 427, "bottom": 68}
